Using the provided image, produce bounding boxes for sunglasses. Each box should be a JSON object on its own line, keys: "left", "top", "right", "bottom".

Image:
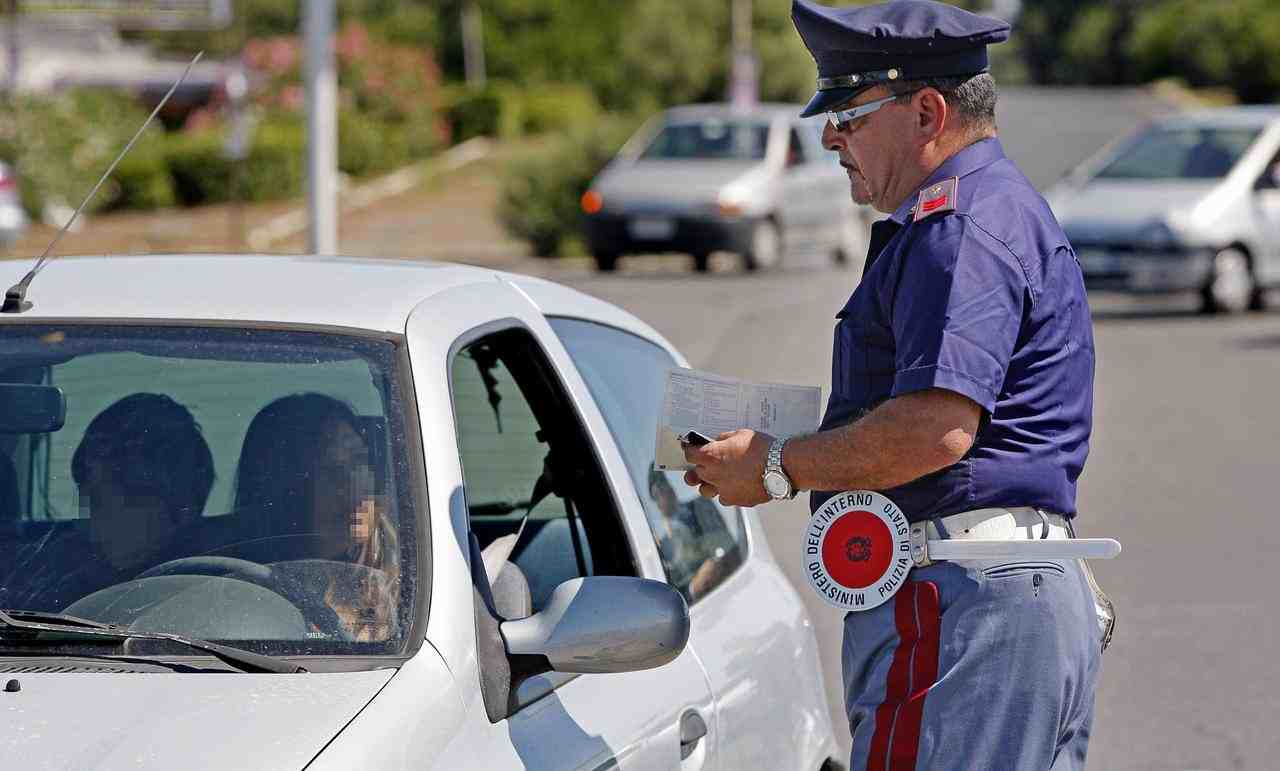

{"left": 826, "top": 90, "right": 919, "bottom": 133}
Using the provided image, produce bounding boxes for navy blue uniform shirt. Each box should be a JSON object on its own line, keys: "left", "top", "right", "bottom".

{"left": 811, "top": 138, "right": 1094, "bottom": 522}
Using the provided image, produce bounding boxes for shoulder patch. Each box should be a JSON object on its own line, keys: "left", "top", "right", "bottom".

{"left": 912, "top": 176, "right": 959, "bottom": 223}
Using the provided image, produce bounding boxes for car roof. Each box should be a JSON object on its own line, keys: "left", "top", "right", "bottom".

{"left": 1154, "top": 105, "right": 1280, "bottom": 130}
{"left": 0, "top": 254, "right": 676, "bottom": 352}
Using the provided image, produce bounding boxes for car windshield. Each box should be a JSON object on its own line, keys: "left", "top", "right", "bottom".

{"left": 0, "top": 325, "right": 419, "bottom": 659}
{"left": 639, "top": 119, "right": 770, "bottom": 161}
{"left": 1094, "top": 126, "right": 1262, "bottom": 180}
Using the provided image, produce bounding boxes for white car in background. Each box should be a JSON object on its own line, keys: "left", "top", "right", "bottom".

{"left": 0, "top": 255, "right": 841, "bottom": 770}
{"left": 583, "top": 103, "right": 871, "bottom": 273}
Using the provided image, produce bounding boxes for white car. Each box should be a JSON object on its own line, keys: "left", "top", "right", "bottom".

{"left": 583, "top": 103, "right": 872, "bottom": 273}
{"left": 0, "top": 255, "right": 841, "bottom": 770}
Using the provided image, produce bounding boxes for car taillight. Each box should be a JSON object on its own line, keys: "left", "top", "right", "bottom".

{"left": 581, "top": 190, "right": 603, "bottom": 215}
{"left": 0, "top": 170, "right": 13, "bottom": 191}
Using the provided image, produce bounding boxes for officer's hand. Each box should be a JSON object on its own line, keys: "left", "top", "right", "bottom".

{"left": 681, "top": 429, "right": 774, "bottom": 507}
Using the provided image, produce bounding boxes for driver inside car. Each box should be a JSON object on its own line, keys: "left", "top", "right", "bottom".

{"left": 234, "top": 394, "right": 399, "bottom": 641}
{"left": 6, "top": 393, "right": 216, "bottom": 611}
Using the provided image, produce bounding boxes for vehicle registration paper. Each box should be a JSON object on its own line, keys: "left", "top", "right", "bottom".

{"left": 655, "top": 367, "right": 821, "bottom": 470}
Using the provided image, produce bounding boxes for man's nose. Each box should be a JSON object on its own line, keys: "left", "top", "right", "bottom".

{"left": 821, "top": 120, "right": 845, "bottom": 153}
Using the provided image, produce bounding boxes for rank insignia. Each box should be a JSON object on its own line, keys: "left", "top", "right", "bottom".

{"left": 912, "top": 176, "right": 959, "bottom": 222}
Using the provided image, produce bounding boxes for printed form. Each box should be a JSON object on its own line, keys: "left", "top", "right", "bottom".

{"left": 655, "top": 367, "right": 822, "bottom": 470}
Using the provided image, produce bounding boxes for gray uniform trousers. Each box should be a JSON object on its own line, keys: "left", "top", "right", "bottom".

{"left": 843, "top": 557, "right": 1102, "bottom": 771}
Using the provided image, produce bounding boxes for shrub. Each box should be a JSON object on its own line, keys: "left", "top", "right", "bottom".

{"left": 108, "top": 147, "right": 176, "bottom": 211}
{"left": 511, "top": 84, "right": 601, "bottom": 136}
{"left": 338, "top": 110, "right": 410, "bottom": 177}
{"left": 0, "top": 88, "right": 166, "bottom": 218}
{"left": 498, "top": 117, "right": 640, "bottom": 258}
{"left": 443, "top": 81, "right": 602, "bottom": 142}
{"left": 167, "top": 119, "right": 305, "bottom": 206}
{"left": 441, "top": 83, "right": 506, "bottom": 142}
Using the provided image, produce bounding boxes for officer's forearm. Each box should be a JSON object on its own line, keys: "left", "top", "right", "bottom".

{"left": 782, "top": 388, "right": 980, "bottom": 493}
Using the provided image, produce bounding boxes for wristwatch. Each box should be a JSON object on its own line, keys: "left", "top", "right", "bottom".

{"left": 762, "top": 437, "right": 797, "bottom": 500}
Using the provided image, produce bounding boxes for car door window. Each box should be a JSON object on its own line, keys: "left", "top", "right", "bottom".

{"left": 451, "top": 327, "right": 635, "bottom": 613}
{"left": 550, "top": 318, "right": 746, "bottom": 604}
{"left": 786, "top": 127, "right": 807, "bottom": 168}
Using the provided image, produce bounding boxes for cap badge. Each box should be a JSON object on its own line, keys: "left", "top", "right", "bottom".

{"left": 803, "top": 490, "right": 911, "bottom": 611}
{"left": 913, "top": 176, "right": 959, "bottom": 222}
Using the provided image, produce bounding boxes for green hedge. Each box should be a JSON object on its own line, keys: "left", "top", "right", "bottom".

{"left": 498, "top": 117, "right": 640, "bottom": 258}
{"left": 108, "top": 147, "right": 176, "bottom": 211}
{"left": 167, "top": 121, "right": 305, "bottom": 206}
{"left": 443, "top": 81, "right": 602, "bottom": 142}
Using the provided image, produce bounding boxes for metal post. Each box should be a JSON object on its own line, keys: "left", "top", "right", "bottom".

{"left": 729, "top": 0, "right": 756, "bottom": 111}
{"left": 304, "top": 0, "right": 337, "bottom": 255}
{"left": 462, "top": 0, "right": 486, "bottom": 89}
{"left": 5, "top": 0, "right": 19, "bottom": 95}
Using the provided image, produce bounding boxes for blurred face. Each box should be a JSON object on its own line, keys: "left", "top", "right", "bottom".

{"left": 309, "top": 418, "right": 372, "bottom": 549}
{"left": 822, "top": 86, "right": 920, "bottom": 213}
{"left": 83, "top": 467, "right": 172, "bottom": 570}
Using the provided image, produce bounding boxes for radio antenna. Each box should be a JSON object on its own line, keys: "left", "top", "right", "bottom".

{"left": 1, "top": 51, "right": 204, "bottom": 314}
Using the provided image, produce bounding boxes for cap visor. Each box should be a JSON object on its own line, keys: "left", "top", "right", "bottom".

{"left": 799, "top": 86, "right": 863, "bottom": 118}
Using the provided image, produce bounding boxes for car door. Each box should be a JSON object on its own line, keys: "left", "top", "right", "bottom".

{"left": 550, "top": 317, "right": 835, "bottom": 771}
{"left": 1251, "top": 140, "right": 1280, "bottom": 287}
{"left": 406, "top": 280, "right": 716, "bottom": 771}
{"left": 779, "top": 122, "right": 822, "bottom": 253}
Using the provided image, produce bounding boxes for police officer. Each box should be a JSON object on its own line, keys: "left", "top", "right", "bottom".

{"left": 682, "top": 1, "right": 1105, "bottom": 768}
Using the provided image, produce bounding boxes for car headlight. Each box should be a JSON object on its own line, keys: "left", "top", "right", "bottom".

{"left": 1136, "top": 221, "right": 1178, "bottom": 252}
{"left": 717, "top": 187, "right": 749, "bottom": 218}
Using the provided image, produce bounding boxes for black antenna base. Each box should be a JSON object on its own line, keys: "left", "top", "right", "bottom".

{"left": 2, "top": 282, "right": 31, "bottom": 314}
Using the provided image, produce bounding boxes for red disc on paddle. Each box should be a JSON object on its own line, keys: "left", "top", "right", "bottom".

{"left": 820, "top": 510, "right": 893, "bottom": 589}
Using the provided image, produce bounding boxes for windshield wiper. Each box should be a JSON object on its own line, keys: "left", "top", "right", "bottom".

{"left": 0, "top": 609, "right": 305, "bottom": 674}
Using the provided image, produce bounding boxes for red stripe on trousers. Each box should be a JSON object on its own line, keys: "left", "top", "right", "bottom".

{"left": 866, "top": 581, "right": 941, "bottom": 771}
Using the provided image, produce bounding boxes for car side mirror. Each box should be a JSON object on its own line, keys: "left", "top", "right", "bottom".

{"left": 0, "top": 384, "right": 65, "bottom": 434}
{"left": 500, "top": 576, "right": 689, "bottom": 674}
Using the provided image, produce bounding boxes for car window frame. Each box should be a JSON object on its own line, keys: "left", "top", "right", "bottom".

{"left": 546, "top": 315, "right": 751, "bottom": 607}
{"left": 446, "top": 319, "right": 645, "bottom": 716}
{"left": 0, "top": 317, "right": 432, "bottom": 671}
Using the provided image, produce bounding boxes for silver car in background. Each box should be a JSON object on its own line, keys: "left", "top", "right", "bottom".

{"left": 0, "top": 161, "right": 28, "bottom": 251}
{"left": 582, "top": 103, "right": 871, "bottom": 273}
{"left": 1046, "top": 107, "right": 1280, "bottom": 313}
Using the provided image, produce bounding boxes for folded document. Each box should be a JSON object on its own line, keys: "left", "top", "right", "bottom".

{"left": 655, "top": 367, "right": 821, "bottom": 470}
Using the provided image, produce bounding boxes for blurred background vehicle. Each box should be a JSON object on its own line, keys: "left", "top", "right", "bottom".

{"left": 1046, "top": 107, "right": 1280, "bottom": 313}
{"left": 0, "top": 161, "right": 28, "bottom": 251}
{"left": 581, "top": 104, "right": 872, "bottom": 273}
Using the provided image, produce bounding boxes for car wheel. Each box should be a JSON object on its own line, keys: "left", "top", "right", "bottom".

{"left": 1201, "top": 247, "right": 1254, "bottom": 314}
{"left": 594, "top": 253, "right": 619, "bottom": 272}
{"left": 692, "top": 253, "right": 711, "bottom": 273}
{"left": 743, "top": 218, "right": 783, "bottom": 272}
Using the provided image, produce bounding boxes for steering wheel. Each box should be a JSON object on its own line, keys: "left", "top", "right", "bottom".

{"left": 203, "top": 533, "right": 347, "bottom": 564}
{"left": 136, "top": 556, "right": 347, "bottom": 639}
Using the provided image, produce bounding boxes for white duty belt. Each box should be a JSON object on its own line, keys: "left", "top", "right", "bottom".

{"left": 803, "top": 491, "right": 1121, "bottom": 612}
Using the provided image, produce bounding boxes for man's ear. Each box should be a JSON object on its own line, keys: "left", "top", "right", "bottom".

{"left": 916, "top": 89, "right": 949, "bottom": 144}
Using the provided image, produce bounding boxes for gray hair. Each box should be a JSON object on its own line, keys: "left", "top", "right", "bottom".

{"left": 889, "top": 72, "right": 997, "bottom": 134}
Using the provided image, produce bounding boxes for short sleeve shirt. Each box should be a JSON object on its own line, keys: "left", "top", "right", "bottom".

{"left": 811, "top": 138, "right": 1095, "bottom": 522}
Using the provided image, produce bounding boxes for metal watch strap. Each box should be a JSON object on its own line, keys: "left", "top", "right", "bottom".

{"left": 766, "top": 437, "right": 797, "bottom": 500}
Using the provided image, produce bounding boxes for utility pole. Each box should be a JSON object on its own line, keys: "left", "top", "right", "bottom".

{"left": 304, "top": 0, "right": 338, "bottom": 255}
{"left": 462, "top": 0, "right": 486, "bottom": 89}
{"left": 729, "top": 0, "right": 757, "bottom": 111}
{"left": 5, "top": 0, "right": 19, "bottom": 95}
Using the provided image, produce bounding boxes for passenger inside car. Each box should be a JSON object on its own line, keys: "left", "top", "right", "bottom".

{"left": 233, "top": 393, "right": 399, "bottom": 641}
{"left": 4, "top": 393, "right": 216, "bottom": 611}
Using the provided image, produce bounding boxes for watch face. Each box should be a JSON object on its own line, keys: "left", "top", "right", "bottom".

{"left": 764, "top": 470, "right": 790, "bottom": 498}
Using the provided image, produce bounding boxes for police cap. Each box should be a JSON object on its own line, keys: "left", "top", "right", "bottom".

{"left": 792, "top": 0, "right": 1010, "bottom": 118}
